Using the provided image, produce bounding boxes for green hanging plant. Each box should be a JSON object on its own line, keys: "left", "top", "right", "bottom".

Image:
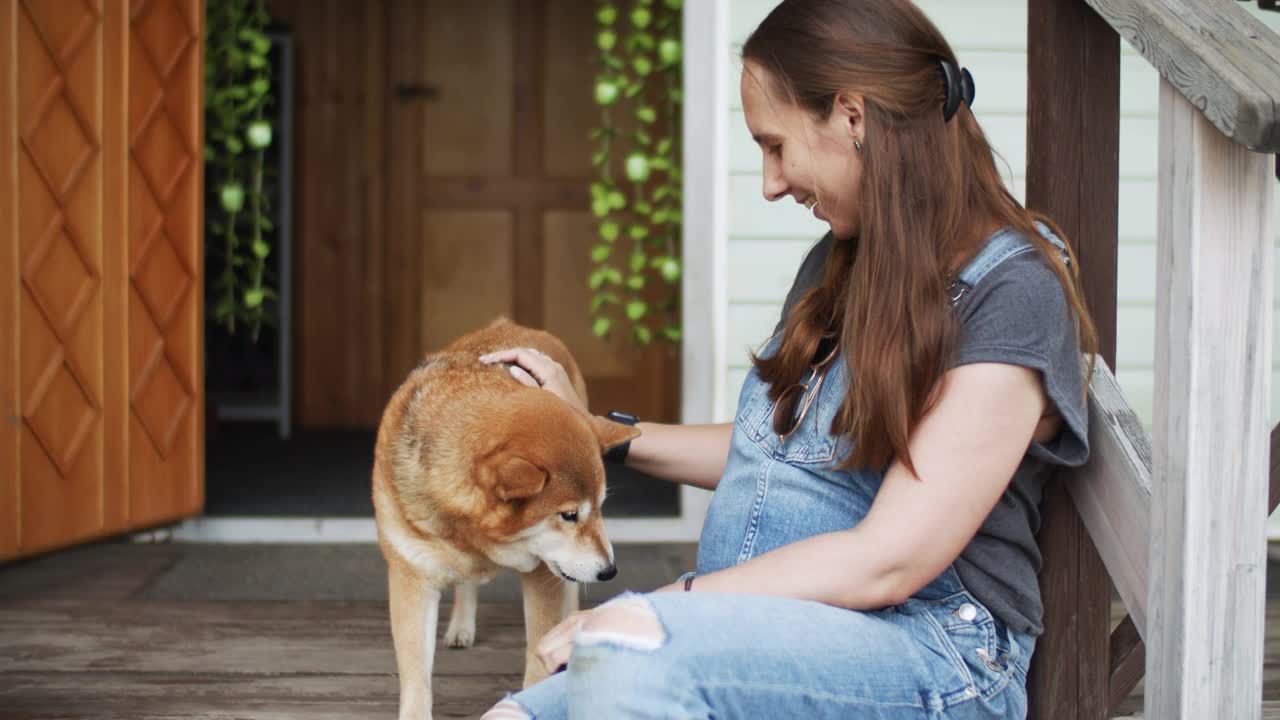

{"left": 588, "top": 0, "right": 683, "bottom": 347}
{"left": 204, "top": 0, "right": 276, "bottom": 341}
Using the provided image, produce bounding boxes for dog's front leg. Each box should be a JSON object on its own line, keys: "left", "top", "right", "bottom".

{"left": 388, "top": 558, "right": 442, "bottom": 720}
{"left": 520, "top": 562, "right": 570, "bottom": 688}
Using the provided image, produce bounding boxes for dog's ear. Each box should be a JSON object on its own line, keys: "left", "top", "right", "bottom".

{"left": 588, "top": 415, "right": 642, "bottom": 454}
{"left": 488, "top": 455, "right": 548, "bottom": 501}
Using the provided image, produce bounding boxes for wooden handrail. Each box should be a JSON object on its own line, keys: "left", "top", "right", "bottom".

{"left": 1083, "top": 0, "right": 1280, "bottom": 151}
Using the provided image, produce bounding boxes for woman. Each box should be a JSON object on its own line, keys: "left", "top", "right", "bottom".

{"left": 479, "top": 0, "right": 1097, "bottom": 717}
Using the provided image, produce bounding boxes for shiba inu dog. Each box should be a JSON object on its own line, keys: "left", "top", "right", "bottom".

{"left": 371, "top": 316, "right": 640, "bottom": 720}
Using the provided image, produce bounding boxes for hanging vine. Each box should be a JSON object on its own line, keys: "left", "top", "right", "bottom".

{"left": 588, "top": 0, "right": 683, "bottom": 346}
{"left": 204, "top": 0, "right": 276, "bottom": 341}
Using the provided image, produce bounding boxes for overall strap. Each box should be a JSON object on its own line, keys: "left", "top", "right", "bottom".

{"left": 950, "top": 221, "right": 1069, "bottom": 306}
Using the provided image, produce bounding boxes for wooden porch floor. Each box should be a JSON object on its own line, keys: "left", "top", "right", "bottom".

{"left": 1, "top": 540, "right": 1278, "bottom": 719}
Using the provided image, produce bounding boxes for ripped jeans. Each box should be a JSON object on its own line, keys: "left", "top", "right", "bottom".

{"left": 497, "top": 575, "right": 1033, "bottom": 719}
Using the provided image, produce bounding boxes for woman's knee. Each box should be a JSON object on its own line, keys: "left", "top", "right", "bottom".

{"left": 575, "top": 595, "right": 668, "bottom": 652}
{"left": 480, "top": 699, "right": 532, "bottom": 720}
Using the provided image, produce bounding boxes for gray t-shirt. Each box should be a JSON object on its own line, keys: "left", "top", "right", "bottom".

{"left": 774, "top": 230, "right": 1088, "bottom": 636}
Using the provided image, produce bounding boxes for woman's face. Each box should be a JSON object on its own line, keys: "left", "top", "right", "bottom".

{"left": 740, "top": 60, "right": 865, "bottom": 241}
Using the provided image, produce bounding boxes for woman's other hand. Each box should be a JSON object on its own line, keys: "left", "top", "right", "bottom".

{"left": 479, "top": 347, "right": 588, "bottom": 413}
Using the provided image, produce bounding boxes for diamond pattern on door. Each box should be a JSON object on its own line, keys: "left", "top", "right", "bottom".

{"left": 128, "top": 0, "right": 197, "bottom": 461}
{"left": 17, "top": 0, "right": 102, "bottom": 481}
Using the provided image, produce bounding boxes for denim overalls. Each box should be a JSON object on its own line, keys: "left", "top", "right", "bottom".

{"left": 506, "top": 225, "right": 1065, "bottom": 719}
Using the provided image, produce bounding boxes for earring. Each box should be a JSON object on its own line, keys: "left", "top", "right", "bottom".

{"left": 854, "top": 138, "right": 863, "bottom": 152}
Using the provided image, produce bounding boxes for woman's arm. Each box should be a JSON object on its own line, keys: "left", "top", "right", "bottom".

{"left": 477, "top": 347, "right": 732, "bottom": 491}
{"left": 625, "top": 422, "right": 732, "bottom": 491}
{"left": 654, "top": 362, "right": 1046, "bottom": 608}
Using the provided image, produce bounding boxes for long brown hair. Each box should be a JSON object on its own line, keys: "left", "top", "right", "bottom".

{"left": 744, "top": 0, "right": 1098, "bottom": 474}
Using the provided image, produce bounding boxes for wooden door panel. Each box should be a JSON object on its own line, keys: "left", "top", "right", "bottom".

{"left": 542, "top": 0, "right": 594, "bottom": 179}
{"left": 1, "top": 0, "right": 17, "bottom": 559}
{"left": 127, "top": 0, "right": 202, "bottom": 528}
{"left": 422, "top": 0, "right": 513, "bottom": 178}
{"left": 421, "top": 209, "right": 514, "bottom": 350}
{"left": 15, "top": 0, "right": 106, "bottom": 555}
{"left": 0, "top": 0, "right": 203, "bottom": 561}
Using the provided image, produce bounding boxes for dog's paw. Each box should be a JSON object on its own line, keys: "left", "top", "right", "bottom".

{"left": 445, "top": 625, "right": 475, "bottom": 648}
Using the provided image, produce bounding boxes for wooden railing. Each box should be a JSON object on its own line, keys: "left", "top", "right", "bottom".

{"left": 1027, "top": 0, "right": 1280, "bottom": 717}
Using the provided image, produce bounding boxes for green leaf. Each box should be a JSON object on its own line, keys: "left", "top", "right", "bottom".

{"left": 652, "top": 209, "right": 669, "bottom": 224}
{"left": 634, "top": 325, "right": 653, "bottom": 344}
{"left": 661, "top": 325, "right": 682, "bottom": 342}
{"left": 658, "top": 38, "right": 681, "bottom": 65}
{"left": 630, "top": 7, "right": 651, "bottom": 28}
{"left": 225, "top": 136, "right": 244, "bottom": 154}
{"left": 628, "top": 224, "right": 649, "bottom": 241}
{"left": 591, "top": 199, "right": 610, "bottom": 218}
{"left": 591, "top": 151, "right": 606, "bottom": 167}
{"left": 599, "top": 221, "right": 620, "bottom": 242}
{"left": 626, "top": 274, "right": 645, "bottom": 290}
{"left": 625, "top": 83, "right": 643, "bottom": 98}
{"left": 244, "top": 288, "right": 265, "bottom": 308}
{"left": 634, "top": 33, "right": 656, "bottom": 50}
{"left": 668, "top": 88, "right": 683, "bottom": 103}
{"left": 626, "top": 300, "right": 648, "bottom": 320}
{"left": 658, "top": 257, "right": 681, "bottom": 283}
{"left": 247, "top": 53, "right": 266, "bottom": 69}
{"left": 596, "top": 30, "right": 617, "bottom": 51}
{"left": 596, "top": 6, "right": 617, "bottom": 24}
{"left": 624, "top": 153, "right": 650, "bottom": 182}
{"left": 653, "top": 186, "right": 670, "bottom": 201}
{"left": 591, "top": 244, "right": 612, "bottom": 262}
{"left": 605, "top": 56, "right": 625, "bottom": 70}
{"left": 656, "top": 138, "right": 672, "bottom": 155}
{"left": 252, "top": 240, "right": 271, "bottom": 259}
{"left": 594, "top": 81, "right": 620, "bottom": 106}
{"left": 635, "top": 201, "right": 652, "bottom": 215}
{"left": 607, "top": 191, "right": 626, "bottom": 210}
{"left": 590, "top": 182, "right": 608, "bottom": 201}
{"left": 588, "top": 270, "right": 606, "bottom": 290}
{"left": 636, "top": 106, "right": 657, "bottom": 124}
{"left": 605, "top": 267, "right": 624, "bottom": 285}
{"left": 663, "top": 0, "right": 682, "bottom": 9}
{"left": 259, "top": 216, "right": 274, "bottom": 230}
{"left": 629, "top": 252, "right": 646, "bottom": 272}
{"left": 632, "top": 56, "right": 652, "bottom": 76}
{"left": 635, "top": 130, "right": 652, "bottom": 146}
{"left": 251, "top": 77, "right": 270, "bottom": 96}
{"left": 592, "top": 316, "right": 613, "bottom": 338}
{"left": 591, "top": 292, "right": 620, "bottom": 312}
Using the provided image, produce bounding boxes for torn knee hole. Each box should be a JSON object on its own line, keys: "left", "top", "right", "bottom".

{"left": 480, "top": 699, "right": 531, "bottom": 720}
{"left": 576, "top": 597, "right": 667, "bottom": 651}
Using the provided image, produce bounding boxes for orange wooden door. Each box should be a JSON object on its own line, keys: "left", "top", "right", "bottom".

{"left": 385, "top": 0, "right": 680, "bottom": 422}
{"left": 1, "top": 0, "right": 204, "bottom": 562}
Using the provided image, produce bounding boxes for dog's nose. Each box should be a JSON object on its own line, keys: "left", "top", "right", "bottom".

{"left": 597, "top": 564, "right": 617, "bottom": 582}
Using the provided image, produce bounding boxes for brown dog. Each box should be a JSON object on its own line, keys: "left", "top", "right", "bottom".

{"left": 371, "top": 316, "right": 640, "bottom": 720}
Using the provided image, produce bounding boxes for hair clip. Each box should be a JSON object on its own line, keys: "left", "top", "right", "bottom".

{"left": 939, "top": 59, "right": 976, "bottom": 122}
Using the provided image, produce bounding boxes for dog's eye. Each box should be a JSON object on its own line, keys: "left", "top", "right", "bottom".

{"left": 559, "top": 511, "right": 579, "bottom": 523}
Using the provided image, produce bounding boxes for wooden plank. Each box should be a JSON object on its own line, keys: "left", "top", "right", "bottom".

{"left": 102, "top": 0, "right": 129, "bottom": 536}
{"left": 1081, "top": 0, "right": 1280, "bottom": 152}
{"left": 384, "top": 0, "right": 425, "bottom": 400}
{"left": 512, "top": 0, "right": 544, "bottom": 330}
{"left": 1067, "top": 359, "right": 1152, "bottom": 637}
{"left": 1109, "top": 615, "right": 1146, "bottom": 716}
{"left": 1026, "top": 0, "right": 1120, "bottom": 717}
{"left": 0, "top": 0, "right": 16, "bottom": 561}
{"left": 362, "top": 0, "right": 387, "bottom": 425}
{"left": 1147, "top": 78, "right": 1274, "bottom": 719}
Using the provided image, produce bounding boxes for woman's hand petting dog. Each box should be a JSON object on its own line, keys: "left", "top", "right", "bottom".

{"left": 534, "top": 608, "right": 592, "bottom": 674}
{"left": 479, "top": 347, "right": 588, "bottom": 413}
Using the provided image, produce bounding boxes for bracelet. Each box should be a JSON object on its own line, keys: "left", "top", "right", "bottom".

{"left": 683, "top": 574, "right": 695, "bottom": 592}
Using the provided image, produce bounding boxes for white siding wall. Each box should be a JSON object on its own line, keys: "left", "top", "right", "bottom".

{"left": 722, "top": 0, "right": 1280, "bottom": 431}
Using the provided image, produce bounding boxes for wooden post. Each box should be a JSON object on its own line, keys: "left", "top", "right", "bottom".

{"left": 1026, "top": 0, "right": 1119, "bottom": 717}
{"left": 1146, "top": 78, "right": 1273, "bottom": 719}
